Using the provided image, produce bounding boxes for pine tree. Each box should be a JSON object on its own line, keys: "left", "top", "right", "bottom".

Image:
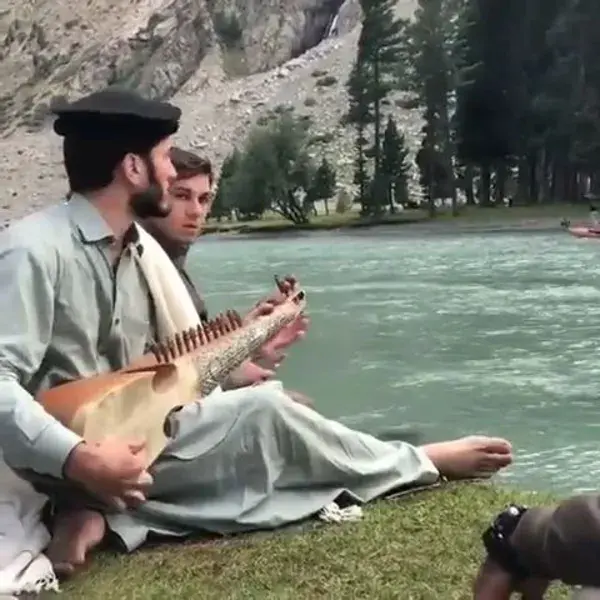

{"left": 310, "top": 158, "right": 337, "bottom": 215}
{"left": 347, "top": 62, "right": 372, "bottom": 211}
{"left": 359, "top": 0, "right": 407, "bottom": 173}
{"left": 346, "top": 0, "right": 407, "bottom": 215}
{"left": 381, "top": 116, "right": 411, "bottom": 211}
{"left": 454, "top": 0, "right": 525, "bottom": 205}
{"left": 404, "top": 0, "right": 465, "bottom": 215}
{"left": 211, "top": 149, "right": 241, "bottom": 221}
{"left": 536, "top": 0, "right": 600, "bottom": 200}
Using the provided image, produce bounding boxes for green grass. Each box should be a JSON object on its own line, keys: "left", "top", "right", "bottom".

{"left": 62, "top": 482, "right": 570, "bottom": 599}
{"left": 203, "top": 209, "right": 427, "bottom": 234}
{"left": 204, "top": 203, "right": 588, "bottom": 235}
{"left": 434, "top": 203, "right": 588, "bottom": 223}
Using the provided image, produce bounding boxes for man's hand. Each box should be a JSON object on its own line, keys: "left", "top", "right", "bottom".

{"left": 244, "top": 275, "right": 299, "bottom": 324}
{"left": 243, "top": 274, "right": 308, "bottom": 368}
{"left": 256, "top": 314, "right": 309, "bottom": 368}
{"left": 274, "top": 274, "right": 298, "bottom": 297}
{"left": 473, "top": 556, "right": 550, "bottom": 600}
{"left": 64, "top": 439, "right": 152, "bottom": 510}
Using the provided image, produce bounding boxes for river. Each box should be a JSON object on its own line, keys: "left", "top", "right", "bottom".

{"left": 187, "top": 229, "right": 600, "bottom": 495}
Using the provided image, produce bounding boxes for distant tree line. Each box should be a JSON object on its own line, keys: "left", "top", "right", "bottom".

{"left": 452, "top": 0, "right": 600, "bottom": 207}
{"left": 349, "top": 0, "right": 600, "bottom": 215}
{"left": 212, "top": 0, "right": 600, "bottom": 224}
{"left": 210, "top": 107, "right": 410, "bottom": 224}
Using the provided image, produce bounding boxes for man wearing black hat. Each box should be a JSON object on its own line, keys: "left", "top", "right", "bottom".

{"left": 0, "top": 86, "right": 181, "bottom": 561}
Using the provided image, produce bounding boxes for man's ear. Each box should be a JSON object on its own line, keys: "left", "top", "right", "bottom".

{"left": 121, "top": 153, "right": 145, "bottom": 186}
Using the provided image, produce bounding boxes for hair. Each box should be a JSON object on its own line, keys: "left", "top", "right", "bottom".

{"left": 61, "top": 118, "right": 177, "bottom": 194}
{"left": 63, "top": 137, "right": 136, "bottom": 193}
{"left": 64, "top": 133, "right": 169, "bottom": 194}
{"left": 170, "top": 147, "right": 213, "bottom": 184}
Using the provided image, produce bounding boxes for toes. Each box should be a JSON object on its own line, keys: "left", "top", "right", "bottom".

{"left": 468, "top": 436, "right": 512, "bottom": 454}
{"left": 490, "top": 452, "right": 512, "bottom": 466}
{"left": 52, "top": 562, "right": 75, "bottom": 579}
{"left": 479, "top": 453, "right": 513, "bottom": 471}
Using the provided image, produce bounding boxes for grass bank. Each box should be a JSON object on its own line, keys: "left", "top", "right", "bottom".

{"left": 203, "top": 208, "right": 427, "bottom": 234}
{"left": 62, "top": 482, "right": 570, "bottom": 599}
{"left": 203, "top": 203, "right": 588, "bottom": 236}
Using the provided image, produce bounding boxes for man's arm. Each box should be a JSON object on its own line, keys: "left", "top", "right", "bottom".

{"left": 0, "top": 234, "right": 82, "bottom": 478}
{"left": 509, "top": 495, "right": 600, "bottom": 587}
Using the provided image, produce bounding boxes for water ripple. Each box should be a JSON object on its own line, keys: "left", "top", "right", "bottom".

{"left": 191, "top": 231, "right": 600, "bottom": 494}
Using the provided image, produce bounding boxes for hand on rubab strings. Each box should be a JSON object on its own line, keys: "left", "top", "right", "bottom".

{"left": 243, "top": 274, "right": 300, "bottom": 323}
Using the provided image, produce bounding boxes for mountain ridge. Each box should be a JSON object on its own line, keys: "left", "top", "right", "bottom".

{"left": 0, "top": 0, "right": 421, "bottom": 224}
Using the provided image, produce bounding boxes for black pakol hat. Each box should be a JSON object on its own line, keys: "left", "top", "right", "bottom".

{"left": 53, "top": 87, "right": 181, "bottom": 149}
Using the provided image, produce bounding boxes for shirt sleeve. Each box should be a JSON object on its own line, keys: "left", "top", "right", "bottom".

{"left": 510, "top": 495, "right": 600, "bottom": 587}
{"left": 0, "top": 232, "right": 83, "bottom": 478}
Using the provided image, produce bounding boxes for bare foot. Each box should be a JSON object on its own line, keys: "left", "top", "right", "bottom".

{"left": 422, "top": 436, "right": 512, "bottom": 479}
{"left": 46, "top": 509, "right": 106, "bottom": 577}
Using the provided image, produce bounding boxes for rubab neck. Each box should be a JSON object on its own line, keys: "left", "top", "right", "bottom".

{"left": 148, "top": 290, "right": 306, "bottom": 396}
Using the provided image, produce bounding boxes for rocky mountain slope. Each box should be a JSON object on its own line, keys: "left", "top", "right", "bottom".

{"left": 0, "top": 0, "right": 421, "bottom": 223}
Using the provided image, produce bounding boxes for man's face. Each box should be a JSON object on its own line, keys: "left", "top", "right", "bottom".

{"left": 129, "top": 136, "right": 178, "bottom": 219}
{"left": 151, "top": 173, "right": 213, "bottom": 244}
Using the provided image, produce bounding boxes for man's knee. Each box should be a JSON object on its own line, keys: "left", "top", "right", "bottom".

{"left": 242, "top": 384, "right": 295, "bottom": 418}
{"left": 284, "top": 389, "right": 315, "bottom": 409}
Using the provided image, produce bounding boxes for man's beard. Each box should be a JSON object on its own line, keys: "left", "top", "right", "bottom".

{"left": 129, "top": 157, "right": 171, "bottom": 219}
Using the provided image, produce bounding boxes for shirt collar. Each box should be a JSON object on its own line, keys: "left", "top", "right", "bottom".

{"left": 67, "top": 193, "right": 140, "bottom": 245}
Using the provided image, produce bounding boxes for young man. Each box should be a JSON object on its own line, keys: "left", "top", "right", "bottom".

{"left": 140, "top": 147, "right": 310, "bottom": 392}
{"left": 136, "top": 147, "right": 212, "bottom": 321}
{"left": 0, "top": 94, "right": 513, "bottom": 575}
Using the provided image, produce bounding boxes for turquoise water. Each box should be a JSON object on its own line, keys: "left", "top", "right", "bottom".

{"left": 188, "top": 230, "right": 600, "bottom": 494}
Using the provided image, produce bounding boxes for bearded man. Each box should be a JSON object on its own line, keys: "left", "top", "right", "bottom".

{"left": 0, "top": 90, "right": 513, "bottom": 576}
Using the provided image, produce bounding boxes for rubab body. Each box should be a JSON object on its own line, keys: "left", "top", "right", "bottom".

{"left": 39, "top": 287, "right": 306, "bottom": 466}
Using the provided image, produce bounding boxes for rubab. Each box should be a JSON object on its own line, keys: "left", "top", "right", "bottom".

{"left": 39, "top": 280, "right": 306, "bottom": 466}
